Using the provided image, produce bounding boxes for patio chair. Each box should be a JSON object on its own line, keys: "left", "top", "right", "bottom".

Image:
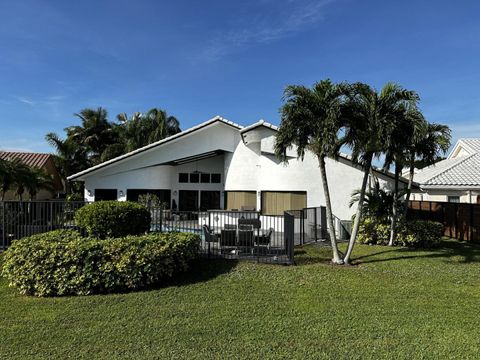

{"left": 255, "top": 227, "right": 273, "bottom": 247}
{"left": 220, "top": 229, "right": 237, "bottom": 248}
{"left": 203, "top": 225, "right": 219, "bottom": 255}
{"left": 202, "top": 225, "right": 219, "bottom": 243}
{"left": 237, "top": 224, "right": 254, "bottom": 250}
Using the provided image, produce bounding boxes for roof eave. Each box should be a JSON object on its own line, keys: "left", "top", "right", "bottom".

{"left": 67, "top": 116, "right": 242, "bottom": 181}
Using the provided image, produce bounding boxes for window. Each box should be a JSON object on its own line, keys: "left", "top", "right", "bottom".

{"left": 94, "top": 189, "right": 117, "bottom": 201}
{"left": 200, "top": 191, "right": 220, "bottom": 210}
{"left": 179, "top": 173, "right": 188, "bottom": 183}
{"left": 261, "top": 191, "right": 307, "bottom": 215}
{"left": 448, "top": 196, "right": 460, "bottom": 203}
{"left": 189, "top": 173, "right": 199, "bottom": 183}
{"left": 226, "top": 191, "right": 256, "bottom": 210}
{"left": 201, "top": 173, "right": 210, "bottom": 183}
{"left": 126, "top": 189, "right": 171, "bottom": 208}
{"left": 211, "top": 173, "right": 221, "bottom": 183}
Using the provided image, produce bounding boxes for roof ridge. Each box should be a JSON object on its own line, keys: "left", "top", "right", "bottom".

{"left": 426, "top": 153, "right": 476, "bottom": 185}
{"left": 68, "top": 116, "right": 242, "bottom": 180}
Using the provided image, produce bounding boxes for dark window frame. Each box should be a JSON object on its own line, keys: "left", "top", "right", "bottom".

{"left": 189, "top": 173, "right": 200, "bottom": 183}
{"left": 211, "top": 173, "right": 221, "bottom": 183}
{"left": 179, "top": 173, "right": 189, "bottom": 183}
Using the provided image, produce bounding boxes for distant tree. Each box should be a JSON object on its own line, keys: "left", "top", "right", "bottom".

{"left": 0, "top": 158, "right": 18, "bottom": 200}
{"left": 24, "top": 168, "right": 55, "bottom": 200}
{"left": 275, "top": 80, "right": 344, "bottom": 264}
{"left": 66, "top": 107, "right": 116, "bottom": 165}
{"left": 45, "top": 132, "right": 89, "bottom": 195}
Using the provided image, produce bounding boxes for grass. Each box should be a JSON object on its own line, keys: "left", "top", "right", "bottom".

{"left": 2, "top": 239, "right": 480, "bottom": 359}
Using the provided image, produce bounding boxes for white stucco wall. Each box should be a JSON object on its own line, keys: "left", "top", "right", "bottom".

{"left": 411, "top": 189, "right": 480, "bottom": 203}
{"left": 80, "top": 121, "right": 400, "bottom": 220}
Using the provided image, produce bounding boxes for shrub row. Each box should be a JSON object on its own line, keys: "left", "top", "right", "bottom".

{"left": 75, "top": 201, "right": 151, "bottom": 238}
{"left": 2, "top": 230, "right": 200, "bottom": 297}
{"left": 357, "top": 217, "right": 443, "bottom": 248}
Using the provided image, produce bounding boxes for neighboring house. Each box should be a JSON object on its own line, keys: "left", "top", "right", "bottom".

{"left": 0, "top": 151, "right": 64, "bottom": 200}
{"left": 68, "top": 116, "right": 405, "bottom": 220}
{"left": 411, "top": 138, "right": 480, "bottom": 204}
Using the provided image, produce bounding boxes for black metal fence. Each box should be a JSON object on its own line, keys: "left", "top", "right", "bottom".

{"left": 1, "top": 201, "right": 86, "bottom": 249}
{"left": 0, "top": 201, "right": 334, "bottom": 264}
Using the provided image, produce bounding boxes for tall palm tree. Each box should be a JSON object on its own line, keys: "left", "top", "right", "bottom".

{"left": 383, "top": 103, "right": 425, "bottom": 245}
{"left": 275, "top": 80, "right": 344, "bottom": 264}
{"left": 340, "top": 82, "right": 419, "bottom": 264}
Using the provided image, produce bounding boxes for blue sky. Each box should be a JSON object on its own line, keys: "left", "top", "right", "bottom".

{"left": 1, "top": 0, "right": 479, "bottom": 153}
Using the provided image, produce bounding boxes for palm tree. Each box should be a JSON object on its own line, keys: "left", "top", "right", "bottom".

{"left": 13, "top": 162, "right": 33, "bottom": 200}
{"left": 383, "top": 103, "right": 425, "bottom": 245}
{"left": 340, "top": 82, "right": 419, "bottom": 264}
{"left": 275, "top": 80, "right": 344, "bottom": 264}
{"left": 66, "top": 107, "right": 115, "bottom": 165}
{"left": 145, "top": 108, "right": 181, "bottom": 143}
{"left": 349, "top": 182, "right": 395, "bottom": 224}
{"left": 0, "top": 158, "right": 16, "bottom": 200}
{"left": 25, "top": 168, "right": 55, "bottom": 200}
{"left": 45, "top": 132, "right": 89, "bottom": 195}
{"left": 402, "top": 122, "right": 451, "bottom": 217}
{"left": 114, "top": 110, "right": 181, "bottom": 154}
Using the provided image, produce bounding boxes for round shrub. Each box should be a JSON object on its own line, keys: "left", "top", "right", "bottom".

{"left": 75, "top": 201, "right": 151, "bottom": 238}
{"left": 2, "top": 230, "right": 200, "bottom": 296}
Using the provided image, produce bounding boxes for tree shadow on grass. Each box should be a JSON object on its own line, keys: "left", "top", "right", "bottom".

{"left": 160, "top": 258, "right": 239, "bottom": 288}
{"left": 352, "top": 240, "right": 480, "bottom": 265}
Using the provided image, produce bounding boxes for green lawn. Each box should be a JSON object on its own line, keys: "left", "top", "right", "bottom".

{"left": 2, "top": 240, "right": 480, "bottom": 359}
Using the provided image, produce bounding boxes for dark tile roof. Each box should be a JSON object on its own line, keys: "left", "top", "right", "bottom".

{"left": 0, "top": 151, "right": 52, "bottom": 168}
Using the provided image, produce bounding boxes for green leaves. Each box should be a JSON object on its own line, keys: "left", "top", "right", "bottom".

{"left": 1, "top": 230, "right": 200, "bottom": 297}
{"left": 75, "top": 201, "right": 151, "bottom": 239}
{"left": 357, "top": 217, "right": 443, "bottom": 248}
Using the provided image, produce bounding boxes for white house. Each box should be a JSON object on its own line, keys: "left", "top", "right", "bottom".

{"left": 68, "top": 116, "right": 404, "bottom": 221}
{"left": 411, "top": 138, "right": 480, "bottom": 204}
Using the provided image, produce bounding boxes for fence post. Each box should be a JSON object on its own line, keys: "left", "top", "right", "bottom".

{"left": 1, "top": 202, "right": 5, "bottom": 250}
{"left": 159, "top": 208, "right": 163, "bottom": 233}
{"left": 470, "top": 204, "right": 474, "bottom": 241}
{"left": 314, "top": 208, "right": 317, "bottom": 242}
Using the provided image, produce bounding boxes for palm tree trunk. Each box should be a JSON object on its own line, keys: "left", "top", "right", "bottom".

{"left": 318, "top": 156, "right": 343, "bottom": 264}
{"left": 403, "top": 158, "right": 415, "bottom": 218}
{"left": 343, "top": 154, "right": 373, "bottom": 265}
{"left": 388, "top": 164, "right": 400, "bottom": 246}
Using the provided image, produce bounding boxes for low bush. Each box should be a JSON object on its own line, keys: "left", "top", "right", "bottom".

{"left": 75, "top": 201, "right": 151, "bottom": 238}
{"left": 2, "top": 230, "right": 200, "bottom": 297}
{"left": 356, "top": 217, "right": 390, "bottom": 245}
{"left": 357, "top": 217, "right": 443, "bottom": 248}
{"left": 396, "top": 220, "right": 443, "bottom": 248}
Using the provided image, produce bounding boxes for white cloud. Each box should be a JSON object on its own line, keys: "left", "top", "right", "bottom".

{"left": 16, "top": 96, "right": 35, "bottom": 105}
{"left": 201, "top": 0, "right": 334, "bottom": 61}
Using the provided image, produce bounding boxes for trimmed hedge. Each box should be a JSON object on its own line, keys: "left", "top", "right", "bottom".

{"left": 357, "top": 217, "right": 443, "bottom": 248}
{"left": 75, "top": 201, "right": 151, "bottom": 238}
{"left": 2, "top": 230, "right": 200, "bottom": 297}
